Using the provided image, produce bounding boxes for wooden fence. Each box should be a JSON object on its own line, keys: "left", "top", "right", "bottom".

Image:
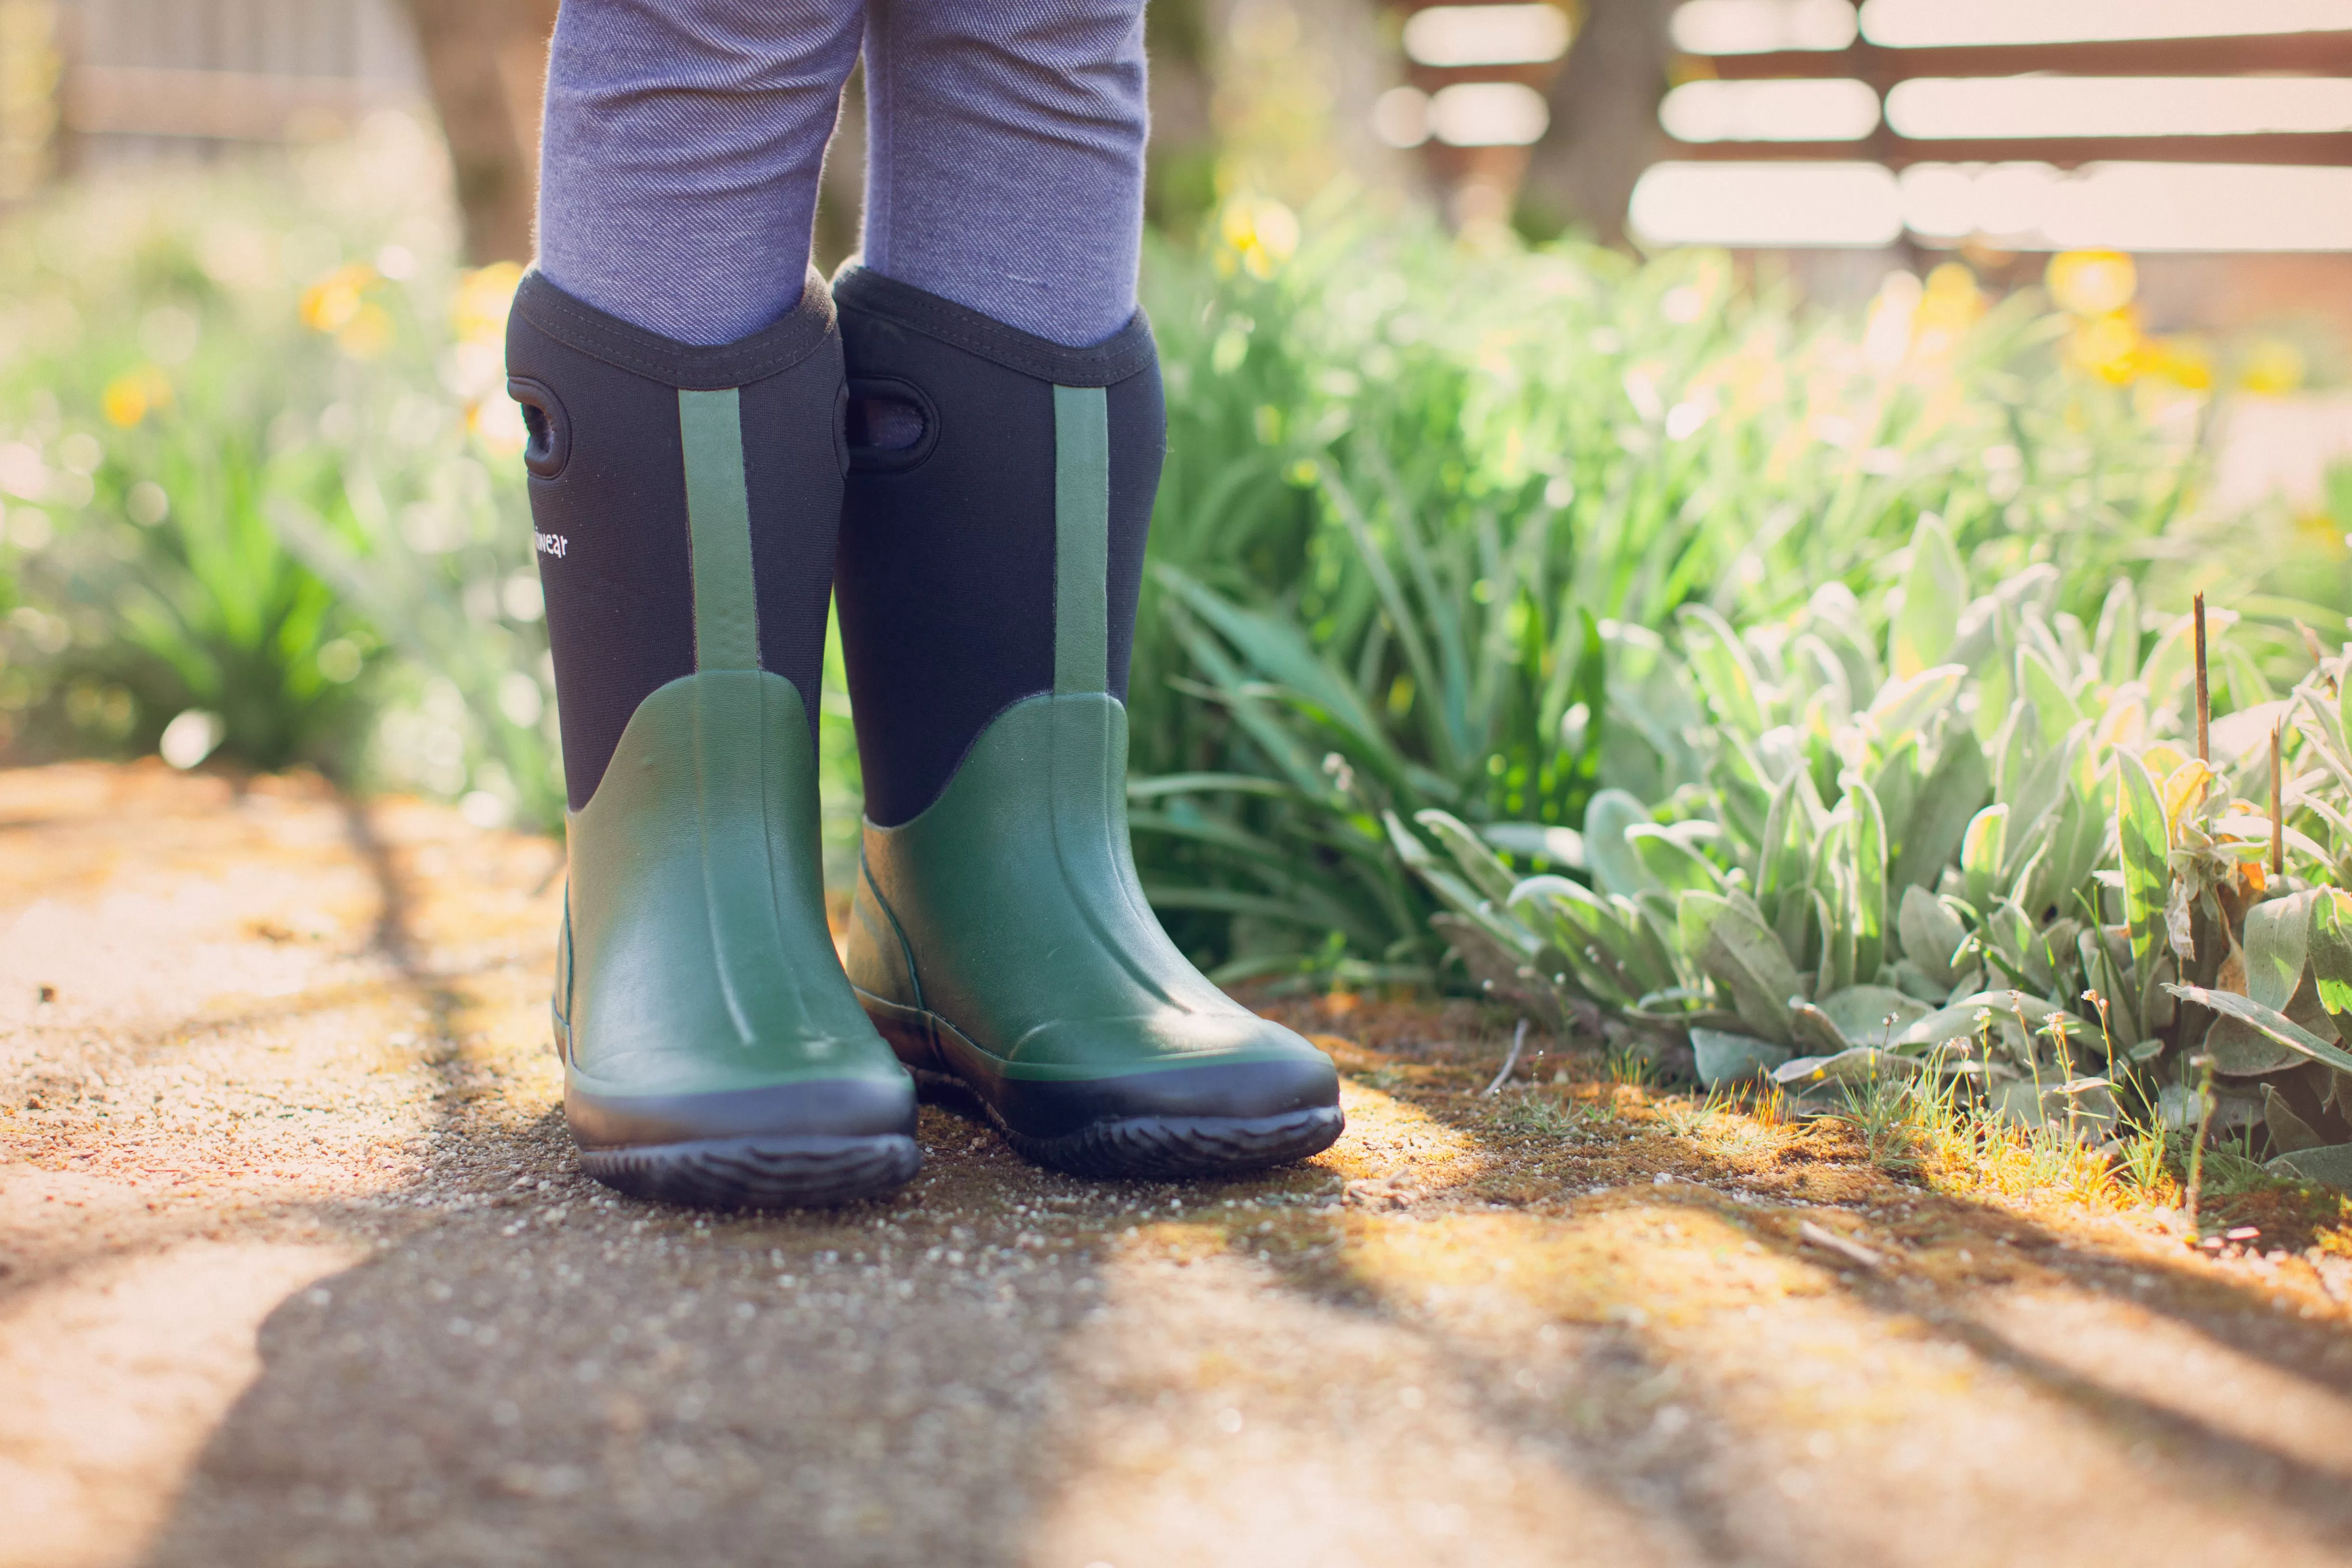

{"left": 53, "top": 0, "right": 420, "bottom": 160}
{"left": 1678, "top": 26, "right": 2352, "bottom": 173}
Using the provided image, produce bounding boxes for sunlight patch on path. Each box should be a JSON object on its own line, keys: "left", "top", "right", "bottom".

{"left": 1973, "top": 1286, "right": 2352, "bottom": 1479}
{"left": 1323, "top": 1195, "right": 2352, "bottom": 1567}
{"left": 1027, "top": 1243, "right": 1700, "bottom": 1568}
{"left": 1319, "top": 1071, "right": 1489, "bottom": 1197}
{"left": 0, "top": 1240, "right": 360, "bottom": 1568}
{"left": 0, "top": 766, "right": 554, "bottom": 1567}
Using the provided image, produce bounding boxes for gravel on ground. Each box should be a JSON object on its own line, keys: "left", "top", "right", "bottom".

{"left": 5, "top": 760, "right": 2352, "bottom": 1568}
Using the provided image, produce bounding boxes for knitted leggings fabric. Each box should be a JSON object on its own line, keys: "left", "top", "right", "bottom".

{"left": 535, "top": 0, "right": 1149, "bottom": 348}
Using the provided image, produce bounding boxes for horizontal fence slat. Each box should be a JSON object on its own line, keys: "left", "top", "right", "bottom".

{"left": 1698, "top": 33, "right": 2352, "bottom": 82}
{"left": 1666, "top": 132, "right": 2352, "bottom": 169}
{"left": 63, "top": 65, "right": 411, "bottom": 141}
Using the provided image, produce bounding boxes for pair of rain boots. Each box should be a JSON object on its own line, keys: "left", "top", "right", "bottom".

{"left": 504, "top": 267, "right": 1342, "bottom": 1209}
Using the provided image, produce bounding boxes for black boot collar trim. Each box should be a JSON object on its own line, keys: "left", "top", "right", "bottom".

{"left": 510, "top": 266, "right": 837, "bottom": 390}
{"left": 830, "top": 265, "right": 1155, "bottom": 388}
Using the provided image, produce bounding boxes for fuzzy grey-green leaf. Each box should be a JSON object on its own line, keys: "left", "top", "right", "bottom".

{"left": 1961, "top": 804, "right": 2007, "bottom": 912}
{"left": 1690, "top": 1028, "right": 1790, "bottom": 1087}
{"left": 1682, "top": 889, "right": 1800, "bottom": 1046}
{"left": 2244, "top": 890, "right": 2318, "bottom": 1011}
{"left": 2262, "top": 1084, "right": 2326, "bottom": 1154}
{"left": 2116, "top": 749, "right": 2170, "bottom": 978}
{"left": 1894, "top": 729, "right": 1990, "bottom": 890}
{"left": 1818, "top": 984, "right": 1931, "bottom": 1045}
{"left": 1627, "top": 824, "right": 1724, "bottom": 894}
{"left": 1415, "top": 808, "right": 1520, "bottom": 906}
{"left": 2267, "top": 1143, "right": 2352, "bottom": 1187}
{"left": 1481, "top": 821, "right": 1585, "bottom": 868}
{"left": 2167, "top": 984, "right": 2352, "bottom": 1076}
{"left": 1790, "top": 1002, "right": 1850, "bottom": 1056}
{"left": 1897, "top": 884, "right": 1965, "bottom": 987}
{"left": 1771, "top": 1047, "right": 1921, "bottom": 1087}
{"left": 1584, "top": 789, "right": 1658, "bottom": 899}
{"left": 1889, "top": 514, "right": 1966, "bottom": 681}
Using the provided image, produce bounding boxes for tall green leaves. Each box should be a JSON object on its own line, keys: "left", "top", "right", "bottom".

{"left": 1850, "top": 783, "right": 1889, "bottom": 981}
{"left": 2115, "top": 750, "right": 2170, "bottom": 977}
{"left": 1889, "top": 514, "right": 1966, "bottom": 681}
{"left": 1896, "top": 732, "right": 1990, "bottom": 889}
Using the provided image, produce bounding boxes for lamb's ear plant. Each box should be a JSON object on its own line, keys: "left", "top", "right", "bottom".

{"left": 1410, "top": 520, "right": 2352, "bottom": 1191}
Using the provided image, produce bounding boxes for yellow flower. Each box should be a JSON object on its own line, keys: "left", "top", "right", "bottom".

{"left": 2238, "top": 337, "right": 2304, "bottom": 395}
{"left": 1907, "top": 262, "right": 1983, "bottom": 361}
{"left": 2066, "top": 309, "right": 2142, "bottom": 385}
{"left": 452, "top": 261, "right": 525, "bottom": 347}
{"left": 298, "top": 261, "right": 405, "bottom": 358}
{"left": 2134, "top": 335, "right": 2212, "bottom": 390}
{"left": 300, "top": 262, "right": 379, "bottom": 335}
{"left": 2295, "top": 507, "right": 2344, "bottom": 553}
{"left": 2046, "top": 249, "right": 2136, "bottom": 317}
{"left": 1218, "top": 196, "right": 1299, "bottom": 282}
{"left": 101, "top": 365, "right": 173, "bottom": 427}
{"left": 101, "top": 376, "right": 149, "bottom": 427}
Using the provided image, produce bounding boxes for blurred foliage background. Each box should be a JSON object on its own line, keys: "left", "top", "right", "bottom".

{"left": 0, "top": 117, "right": 565, "bottom": 829}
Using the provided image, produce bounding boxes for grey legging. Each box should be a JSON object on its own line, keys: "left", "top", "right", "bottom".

{"left": 535, "top": 0, "right": 1149, "bottom": 349}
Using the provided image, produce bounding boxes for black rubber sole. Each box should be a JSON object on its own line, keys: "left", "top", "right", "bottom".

{"left": 1006, "top": 1105, "right": 1346, "bottom": 1178}
{"left": 577, "top": 1133, "right": 921, "bottom": 1210}
{"left": 911, "top": 1066, "right": 1344, "bottom": 1178}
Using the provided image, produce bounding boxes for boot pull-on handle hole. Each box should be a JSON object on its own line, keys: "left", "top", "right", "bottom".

{"left": 843, "top": 378, "right": 938, "bottom": 473}
{"left": 507, "top": 377, "right": 571, "bottom": 478}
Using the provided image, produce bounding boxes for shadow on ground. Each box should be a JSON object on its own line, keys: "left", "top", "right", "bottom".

{"left": 4, "top": 763, "right": 2352, "bottom": 1568}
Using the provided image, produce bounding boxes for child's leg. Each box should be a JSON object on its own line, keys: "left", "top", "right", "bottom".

{"left": 510, "top": 0, "right": 919, "bottom": 1211}
{"left": 860, "top": 0, "right": 1149, "bottom": 348}
{"left": 536, "top": 0, "right": 865, "bottom": 344}
{"left": 831, "top": 1, "right": 1344, "bottom": 1178}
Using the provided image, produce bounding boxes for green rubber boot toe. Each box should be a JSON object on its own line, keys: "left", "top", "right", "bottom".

{"left": 560, "top": 668, "right": 919, "bottom": 1208}
{"left": 845, "top": 691, "right": 1342, "bottom": 1178}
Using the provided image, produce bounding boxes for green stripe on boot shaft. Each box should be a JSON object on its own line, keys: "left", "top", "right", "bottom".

{"left": 844, "top": 689, "right": 1343, "bottom": 1176}
{"left": 546, "top": 376, "right": 915, "bottom": 1208}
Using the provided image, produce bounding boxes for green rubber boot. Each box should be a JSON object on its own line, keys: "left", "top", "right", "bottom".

{"left": 507, "top": 270, "right": 919, "bottom": 1208}
{"left": 831, "top": 269, "right": 1342, "bottom": 1178}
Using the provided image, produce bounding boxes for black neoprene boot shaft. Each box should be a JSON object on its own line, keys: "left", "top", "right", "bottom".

{"left": 832, "top": 268, "right": 1344, "bottom": 1177}
{"left": 831, "top": 267, "right": 1162, "bottom": 825}
{"left": 506, "top": 271, "right": 919, "bottom": 1209}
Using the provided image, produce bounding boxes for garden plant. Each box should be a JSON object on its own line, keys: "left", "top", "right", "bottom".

{"left": 1121, "top": 195, "right": 2236, "bottom": 987}
{"left": 1409, "top": 534, "right": 2352, "bottom": 1199}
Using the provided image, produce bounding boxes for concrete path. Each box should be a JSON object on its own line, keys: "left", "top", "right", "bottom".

{"left": 5, "top": 762, "right": 2352, "bottom": 1568}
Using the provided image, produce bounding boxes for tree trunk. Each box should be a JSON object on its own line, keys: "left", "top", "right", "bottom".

{"left": 1517, "top": 0, "right": 1675, "bottom": 247}
{"left": 398, "top": 0, "right": 559, "bottom": 265}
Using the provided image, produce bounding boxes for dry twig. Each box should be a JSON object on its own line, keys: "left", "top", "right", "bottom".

{"left": 1483, "top": 1018, "right": 1530, "bottom": 1097}
{"left": 1798, "top": 1220, "right": 1887, "bottom": 1271}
